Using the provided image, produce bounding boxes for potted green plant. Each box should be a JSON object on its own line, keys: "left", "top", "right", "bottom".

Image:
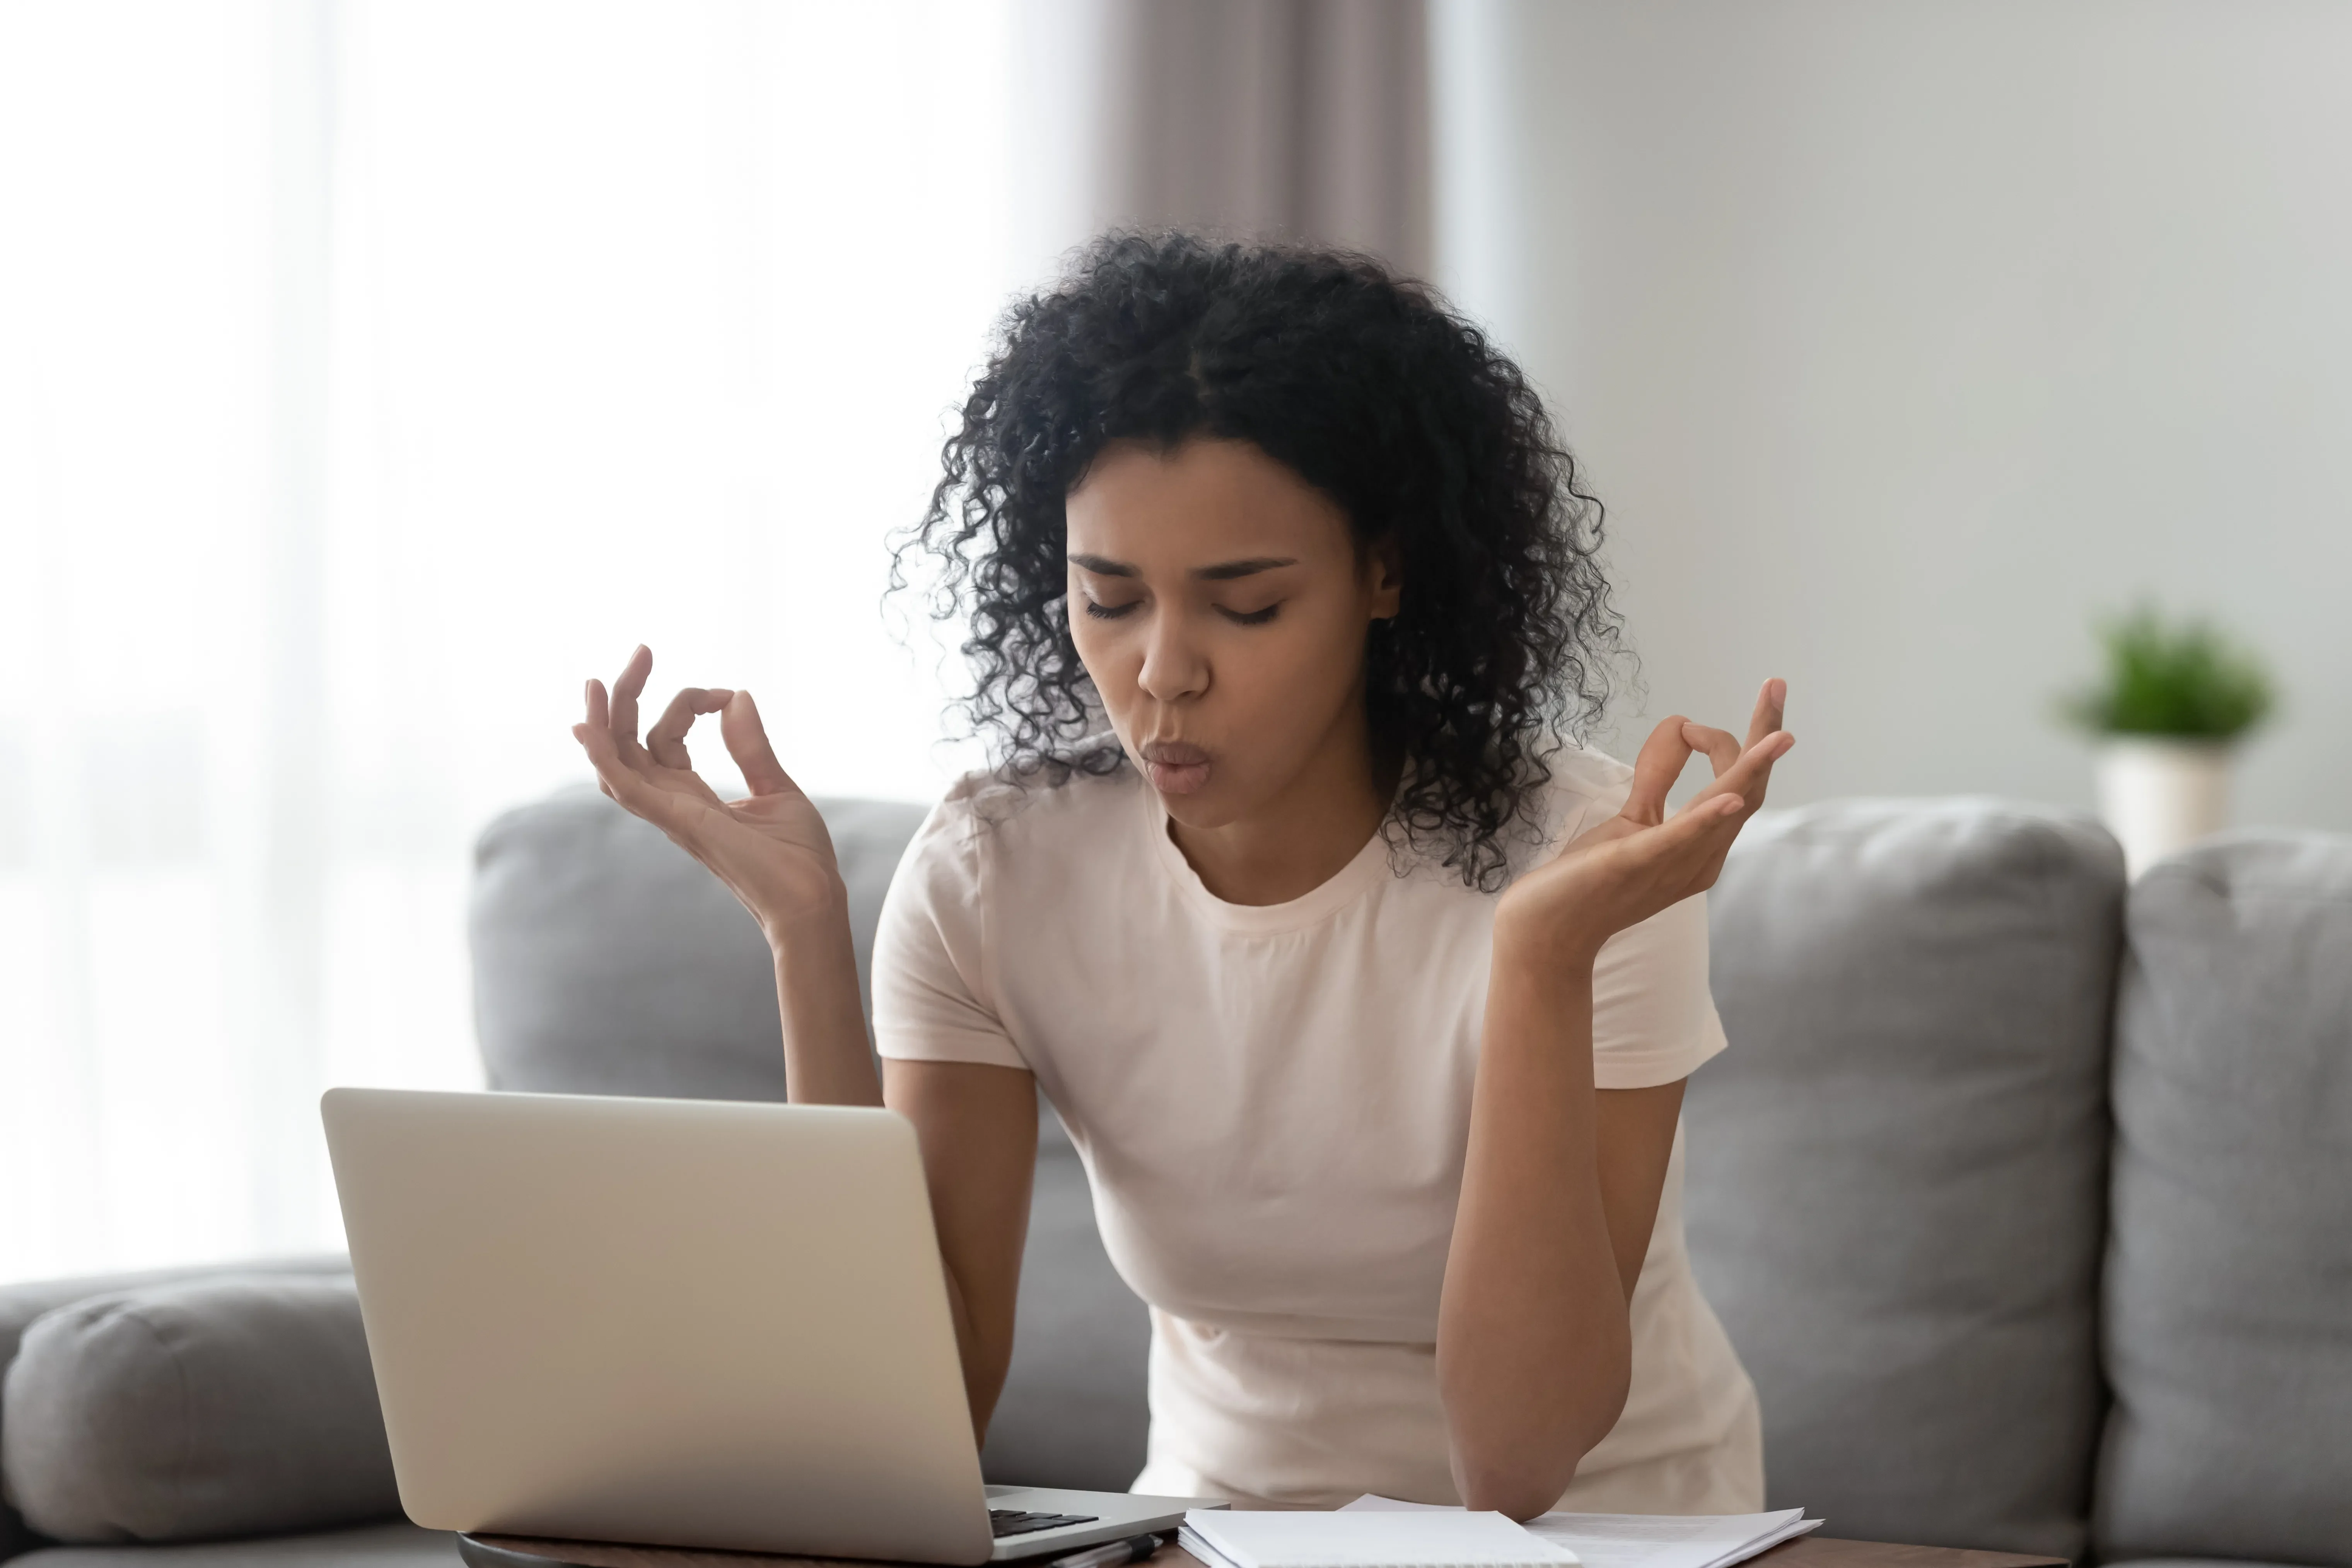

{"left": 2060, "top": 604, "right": 2276, "bottom": 877}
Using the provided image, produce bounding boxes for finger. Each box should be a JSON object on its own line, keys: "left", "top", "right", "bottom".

{"left": 1623, "top": 716, "right": 1697, "bottom": 826}
{"left": 1691, "top": 770, "right": 1775, "bottom": 891}
{"left": 1684, "top": 802, "right": 1755, "bottom": 898}
{"left": 586, "top": 677, "right": 649, "bottom": 778}
{"left": 610, "top": 645, "right": 654, "bottom": 750}
{"left": 1611, "top": 790, "right": 1748, "bottom": 898}
{"left": 573, "top": 714, "right": 693, "bottom": 830}
{"left": 721, "top": 690, "right": 797, "bottom": 797}
{"left": 1647, "top": 791, "right": 1749, "bottom": 897}
{"left": 1681, "top": 721, "right": 1742, "bottom": 779}
{"left": 1746, "top": 677, "right": 1787, "bottom": 749}
{"left": 587, "top": 677, "right": 660, "bottom": 788}
{"left": 1685, "top": 729, "right": 1795, "bottom": 815}
{"left": 1630, "top": 786, "right": 1744, "bottom": 858}
{"left": 646, "top": 686, "right": 735, "bottom": 771}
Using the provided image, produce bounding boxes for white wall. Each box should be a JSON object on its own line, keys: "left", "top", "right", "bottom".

{"left": 1434, "top": 0, "right": 2352, "bottom": 829}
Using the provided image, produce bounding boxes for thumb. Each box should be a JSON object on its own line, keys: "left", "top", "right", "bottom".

{"left": 1623, "top": 716, "right": 1696, "bottom": 826}
{"left": 721, "top": 690, "right": 797, "bottom": 798}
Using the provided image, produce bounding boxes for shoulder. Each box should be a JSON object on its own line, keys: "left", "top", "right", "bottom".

{"left": 1387, "top": 740, "right": 1632, "bottom": 892}
{"left": 1491, "top": 741, "right": 1634, "bottom": 875}
{"left": 1537, "top": 742, "right": 1635, "bottom": 823}
{"left": 881, "top": 755, "right": 1147, "bottom": 975}
{"left": 903, "top": 748, "right": 1146, "bottom": 877}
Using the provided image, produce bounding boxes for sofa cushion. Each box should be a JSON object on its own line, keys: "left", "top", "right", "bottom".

{"left": 9, "top": 1522, "right": 455, "bottom": 1568}
{"left": 0, "top": 1260, "right": 352, "bottom": 1562}
{"left": 2095, "top": 832, "right": 2352, "bottom": 1568}
{"left": 1686, "top": 799, "right": 2122, "bottom": 1562}
{"left": 469, "top": 787, "right": 925, "bottom": 1101}
{"left": 2, "top": 1276, "right": 396, "bottom": 1544}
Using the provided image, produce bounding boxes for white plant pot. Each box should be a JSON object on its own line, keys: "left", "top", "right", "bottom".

{"left": 2096, "top": 737, "right": 2232, "bottom": 879}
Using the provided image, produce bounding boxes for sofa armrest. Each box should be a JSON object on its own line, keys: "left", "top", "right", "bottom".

{"left": 0, "top": 1258, "right": 350, "bottom": 1563}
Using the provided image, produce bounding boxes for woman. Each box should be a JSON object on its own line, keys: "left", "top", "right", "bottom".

{"left": 573, "top": 234, "right": 1792, "bottom": 1520}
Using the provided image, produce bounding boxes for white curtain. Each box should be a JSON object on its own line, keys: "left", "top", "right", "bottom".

{"left": 0, "top": 0, "right": 1029, "bottom": 1282}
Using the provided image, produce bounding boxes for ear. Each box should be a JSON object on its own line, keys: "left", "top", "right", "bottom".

{"left": 1366, "top": 536, "right": 1403, "bottom": 620}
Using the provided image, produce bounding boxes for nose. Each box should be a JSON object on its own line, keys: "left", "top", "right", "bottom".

{"left": 1137, "top": 607, "right": 1209, "bottom": 704}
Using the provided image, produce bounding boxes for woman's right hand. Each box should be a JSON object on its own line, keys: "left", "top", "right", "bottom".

{"left": 572, "top": 645, "right": 844, "bottom": 947}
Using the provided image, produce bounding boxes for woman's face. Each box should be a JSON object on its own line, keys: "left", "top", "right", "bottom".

{"left": 1065, "top": 438, "right": 1400, "bottom": 831}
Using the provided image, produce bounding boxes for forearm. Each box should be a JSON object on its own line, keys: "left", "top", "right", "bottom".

{"left": 939, "top": 1251, "right": 1014, "bottom": 1438}
{"left": 884, "top": 1060, "right": 1037, "bottom": 1440}
{"left": 768, "top": 887, "right": 884, "bottom": 1107}
{"left": 1438, "top": 949, "right": 1632, "bottom": 1519}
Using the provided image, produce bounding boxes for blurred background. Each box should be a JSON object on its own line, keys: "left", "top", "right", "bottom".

{"left": 2, "top": 0, "right": 2347, "bottom": 1282}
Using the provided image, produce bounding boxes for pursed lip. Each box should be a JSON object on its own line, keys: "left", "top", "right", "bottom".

{"left": 1137, "top": 738, "right": 1213, "bottom": 795}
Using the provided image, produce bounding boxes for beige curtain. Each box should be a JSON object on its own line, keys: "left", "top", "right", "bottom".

{"left": 1014, "top": 0, "right": 1432, "bottom": 277}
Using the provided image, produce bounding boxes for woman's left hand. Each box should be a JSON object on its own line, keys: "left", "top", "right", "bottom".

{"left": 1496, "top": 679, "right": 1792, "bottom": 966}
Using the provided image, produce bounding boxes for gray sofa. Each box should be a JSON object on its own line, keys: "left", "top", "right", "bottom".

{"left": 2, "top": 789, "right": 2345, "bottom": 1568}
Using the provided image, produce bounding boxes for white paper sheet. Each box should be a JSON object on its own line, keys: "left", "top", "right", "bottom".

{"left": 1340, "top": 1495, "right": 1823, "bottom": 1568}
{"left": 1184, "top": 1509, "right": 1578, "bottom": 1568}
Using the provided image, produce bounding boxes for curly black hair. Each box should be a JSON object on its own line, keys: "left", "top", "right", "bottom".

{"left": 894, "top": 231, "right": 1623, "bottom": 891}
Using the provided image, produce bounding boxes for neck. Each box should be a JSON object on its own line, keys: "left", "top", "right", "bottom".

{"left": 1167, "top": 701, "right": 1394, "bottom": 907}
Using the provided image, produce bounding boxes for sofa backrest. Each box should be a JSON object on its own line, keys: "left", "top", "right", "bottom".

{"left": 1686, "top": 800, "right": 2123, "bottom": 1563}
{"left": 2095, "top": 831, "right": 2352, "bottom": 1568}
{"left": 469, "top": 787, "right": 927, "bottom": 1099}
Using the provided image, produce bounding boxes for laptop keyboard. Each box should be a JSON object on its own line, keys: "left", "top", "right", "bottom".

{"left": 990, "top": 1509, "right": 1101, "bottom": 1539}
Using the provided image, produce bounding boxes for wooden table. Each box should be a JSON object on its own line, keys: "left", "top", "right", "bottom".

{"left": 459, "top": 1530, "right": 2069, "bottom": 1568}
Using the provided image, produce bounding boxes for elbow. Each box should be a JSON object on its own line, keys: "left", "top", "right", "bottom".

{"left": 1456, "top": 1468, "right": 1579, "bottom": 1525}
{"left": 1451, "top": 1407, "right": 1615, "bottom": 1522}
{"left": 1444, "top": 1345, "right": 1632, "bottom": 1522}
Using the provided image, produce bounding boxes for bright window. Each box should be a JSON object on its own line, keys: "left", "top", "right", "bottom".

{"left": 0, "top": 0, "right": 1024, "bottom": 1281}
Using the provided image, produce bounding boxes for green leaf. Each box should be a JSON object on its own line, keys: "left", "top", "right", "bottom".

{"left": 2057, "top": 602, "right": 2276, "bottom": 739}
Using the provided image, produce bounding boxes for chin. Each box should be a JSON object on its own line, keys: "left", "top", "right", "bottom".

{"left": 1151, "top": 766, "right": 1280, "bottom": 833}
{"left": 1154, "top": 790, "right": 1239, "bottom": 831}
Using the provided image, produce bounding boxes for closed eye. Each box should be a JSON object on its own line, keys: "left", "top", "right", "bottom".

{"left": 1216, "top": 603, "right": 1282, "bottom": 626}
{"left": 1081, "top": 598, "right": 1142, "bottom": 621}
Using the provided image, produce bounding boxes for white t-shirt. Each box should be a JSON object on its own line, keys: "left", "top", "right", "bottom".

{"left": 871, "top": 746, "right": 1762, "bottom": 1512}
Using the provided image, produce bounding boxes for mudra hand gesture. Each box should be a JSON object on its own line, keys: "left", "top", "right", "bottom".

{"left": 1498, "top": 679, "right": 1792, "bottom": 962}
{"left": 572, "top": 645, "right": 844, "bottom": 945}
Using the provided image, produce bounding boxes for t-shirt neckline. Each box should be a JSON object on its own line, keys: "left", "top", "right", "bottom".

{"left": 1142, "top": 781, "right": 1398, "bottom": 935}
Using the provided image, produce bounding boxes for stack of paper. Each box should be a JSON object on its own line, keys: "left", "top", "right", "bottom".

{"left": 1181, "top": 1508, "right": 1581, "bottom": 1568}
{"left": 1339, "top": 1495, "right": 1823, "bottom": 1568}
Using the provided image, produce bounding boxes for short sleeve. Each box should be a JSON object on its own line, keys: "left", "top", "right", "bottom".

{"left": 870, "top": 793, "right": 1029, "bottom": 1071}
{"left": 1590, "top": 891, "right": 1728, "bottom": 1089}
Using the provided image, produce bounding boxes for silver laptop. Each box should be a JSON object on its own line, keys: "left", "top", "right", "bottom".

{"left": 322, "top": 1088, "right": 1221, "bottom": 1564}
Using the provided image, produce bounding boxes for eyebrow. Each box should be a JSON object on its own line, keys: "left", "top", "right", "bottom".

{"left": 1067, "top": 553, "right": 1299, "bottom": 581}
